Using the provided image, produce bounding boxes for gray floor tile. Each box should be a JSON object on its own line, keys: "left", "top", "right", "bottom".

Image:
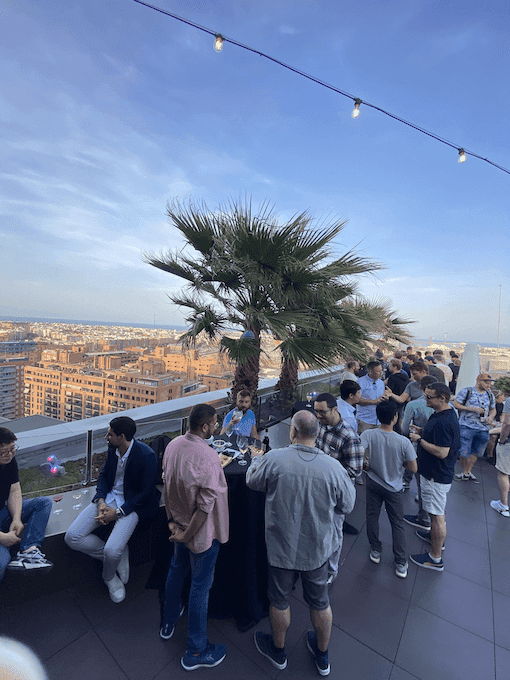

{"left": 45, "top": 630, "right": 129, "bottom": 680}
{"left": 493, "top": 590, "right": 510, "bottom": 651}
{"left": 389, "top": 666, "right": 421, "bottom": 680}
{"left": 96, "top": 589, "right": 181, "bottom": 680}
{"left": 328, "top": 566, "right": 409, "bottom": 661}
{"left": 490, "top": 549, "right": 510, "bottom": 598}
{"left": 6, "top": 590, "right": 91, "bottom": 662}
{"left": 496, "top": 644, "right": 510, "bottom": 680}
{"left": 396, "top": 604, "right": 495, "bottom": 680}
{"left": 446, "top": 489, "right": 489, "bottom": 523}
{"left": 443, "top": 508, "right": 488, "bottom": 550}
{"left": 153, "top": 638, "right": 272, "bottom": 680}
{"left": 439, "top": 534, "right": 491, "bottom": 588}
{"left": 411, "top": 568, "right": 493, "bottom": 641}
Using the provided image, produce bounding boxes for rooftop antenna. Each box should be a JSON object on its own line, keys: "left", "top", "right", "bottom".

{"left": 497, "top": 284, "right": 502, "bottom": 354}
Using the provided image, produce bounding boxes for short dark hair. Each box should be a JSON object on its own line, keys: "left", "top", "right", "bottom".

{"left": 0, "top": 427, "right": 17, "bottom": 446}
{"left": 394, "top": 351, "right": 403, "bottom": 359}
{"left": 420, "top": 375, "right": 436, "bottom": 390}
{"left": 345, "top": 360, "right": 358, "bottom": 370}
{"left": 109, "top": 417, "right": 136, "bottom": 441}
{"left": 189, "top": 404, "right": 216, "bottom": 431}
{"left": 376, "top": 400, "right": 398, "bottom": 424}
{"left": 367, "top": 361, "right": 381, "bottom": 372}
{"left": 315, "top": 393, "right": 337, "bottom": 409}
{"left": 427, "top": 382, "right": 451, "bottom": 401}
{"left": 237, "top": 390, "right": 251, "bottom": 400}
{"left": 340, "top": 380, "right": 360, "bottom": 400}
{"left": 411, "top": 361, "right": 429, "bottom": 374}
{"left": 390, "top": 358, "right": 402, "bottom": 371}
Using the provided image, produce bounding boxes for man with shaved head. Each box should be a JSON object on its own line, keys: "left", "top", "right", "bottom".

{"left": 247, "top": 410, "right": 355, "bottom": 676}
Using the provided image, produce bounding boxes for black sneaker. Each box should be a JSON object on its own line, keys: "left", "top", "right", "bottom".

{"left": 6, "top": 548, "right": 53, "bottom": 572}
{"left": 409, "top": 552, "right": 444, "bottom": 572}
{"left": 181, "top": 643, "right": 227, "bottom": 671}
{"left": 306, "top": 631, "right": 330, "bottom": 676}
{"left": 254, "top": 632, "right": 287, "bottom": 670}
{"left": 403, "top": 515, "right": 430, "bottom": 530}
{"left": 416, "top": 530, "right": 445, "bottom": 550}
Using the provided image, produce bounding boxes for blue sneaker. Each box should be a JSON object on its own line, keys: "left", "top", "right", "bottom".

{"left": 410, "top": 552, "right": 444, "bottom": 572}
{"left": 160, "top": 605, "right": 185, "bottom": 640}
{"left": 181, "top": 643, "right": 227, "bottom": 671}
{"left": 306, "top": 631, "right": 330, "bottom": 676}
{"left": 254, "top": 632, "right": 287, "bottom": 670}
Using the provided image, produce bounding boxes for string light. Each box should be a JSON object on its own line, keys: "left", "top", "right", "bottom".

{"left": 132, "top": 0, "right": 510, "bottom": 177}
{"left": 214, "top": 34, "right": 223, "bottom": 52}
{"left": 352, "top": 98, "right": 362, "bottom": 119}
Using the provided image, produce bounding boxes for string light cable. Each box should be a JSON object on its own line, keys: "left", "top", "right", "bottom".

{"left": 132, "top": 0, "right": 510, "bottom": 176}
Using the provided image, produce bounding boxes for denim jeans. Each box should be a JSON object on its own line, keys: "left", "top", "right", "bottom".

{"left": 0, "top": 497, "right": 52, "bottom": 581}
{"left": 366, "top": 476, "right": 407, "bottom": 565}
{"left": 163, "top": 539, "right": 220, "bottom": 653}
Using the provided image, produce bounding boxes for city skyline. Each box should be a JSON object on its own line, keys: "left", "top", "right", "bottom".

{"left": 1, "top": 0, "right": 509, "bottom": 343}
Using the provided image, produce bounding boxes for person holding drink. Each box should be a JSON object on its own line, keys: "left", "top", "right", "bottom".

{"left": 221, "top": 390, "right": 259, "bottom": 438}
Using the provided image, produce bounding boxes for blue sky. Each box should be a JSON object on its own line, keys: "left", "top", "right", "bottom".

{"left": 1, "top": 0, "right": 509, "bottom": 343}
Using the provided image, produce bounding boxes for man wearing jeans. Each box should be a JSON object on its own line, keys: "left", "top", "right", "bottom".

{"left": 65, "top": 416, "right": 160, "bottom": 603}
{"left": 0, "top": 427, "right": 53, "bottom": 579}
{"left": 409, "top": 383, "right": 460, "bottom": 572}
{"left": 247, "top": 410, "right": 355, "bottom": 676}
{"left": 453, "top": 374, "right": 496, "bottom": 482}
{"left": 161, "top": 404, "right": 229, "bottom": 672}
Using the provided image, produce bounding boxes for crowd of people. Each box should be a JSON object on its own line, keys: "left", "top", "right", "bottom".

{"left": 1, "top": 349, "right": 509, "bottom": 676}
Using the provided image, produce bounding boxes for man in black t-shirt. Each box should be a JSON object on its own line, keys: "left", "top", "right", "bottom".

{"left": 408, "top": 383, "right": 460, "bottom": 572}
{"left": 0, "top": 427, "right": 53, "bottom": 580}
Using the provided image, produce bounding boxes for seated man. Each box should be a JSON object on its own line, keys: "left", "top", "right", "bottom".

{"left": 220, "top": 390, "right": 258, "bottom": 438}
{"left": 65, "top": 416, "right": 160, "bottom": 603}
{"left": 0, "top": 427, "right": 53, "bottom": 579}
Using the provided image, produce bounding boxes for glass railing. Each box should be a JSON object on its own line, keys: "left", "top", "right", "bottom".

{"left": 17, "top": 365, "right": 343, "bottom": 500}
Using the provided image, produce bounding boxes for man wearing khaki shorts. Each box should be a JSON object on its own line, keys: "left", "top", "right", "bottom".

{"left": 409, "top": 383, "right": 460, "bottom": 572}
{"left": 490, "top": 395, "right": 510, "bottom": 517}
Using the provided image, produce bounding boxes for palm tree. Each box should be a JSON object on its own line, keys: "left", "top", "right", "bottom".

{"left": 143, "top": 198, "right": 411, "bottom": 399}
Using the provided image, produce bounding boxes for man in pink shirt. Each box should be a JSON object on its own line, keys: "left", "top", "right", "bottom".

{"left": 161, "top": 403, "right": 229, "bottom": 671}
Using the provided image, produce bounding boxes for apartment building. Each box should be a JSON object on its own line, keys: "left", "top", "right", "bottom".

{"left": 23, "top": 361, "right": 208, "bottom": 422}
{"left": 0, "top": 356, "right": 29, "bottom": 419}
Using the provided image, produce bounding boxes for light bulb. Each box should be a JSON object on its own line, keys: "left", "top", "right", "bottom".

{"left": 214, "top": 34, "right": 223, "bottom": 52}
{"left": 351, "top": 98, "right": 362, "bottom": 119}
{"left": 458, "top": 148, "right": 466, "bottom": 163}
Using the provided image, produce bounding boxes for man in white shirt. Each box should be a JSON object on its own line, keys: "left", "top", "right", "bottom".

{"left": 432, "top": 350, "right": 453, "bottom": 385}
{"left": 356, "top": 362, "right": 390, "bottom": 434}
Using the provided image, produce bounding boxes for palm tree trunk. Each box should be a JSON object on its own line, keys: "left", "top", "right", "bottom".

{"left": 275, "top": 357, "right": 299, "bottom": 393}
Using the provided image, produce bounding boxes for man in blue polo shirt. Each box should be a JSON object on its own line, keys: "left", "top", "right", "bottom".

{"left": 409, "top": 383, "right": 460, "bottom": 572}
{"left": 356, "top": 361, "right": 389, "bottom": 434}
{"left": 221, "top": 390, "right": 258, "bottom": 438}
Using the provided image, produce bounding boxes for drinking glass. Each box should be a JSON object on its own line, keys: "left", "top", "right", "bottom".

{"left": 72, "top": 490, "right": 83, "bottom": 510}
{"left": 236, "top": 435, "right": 249, "bottom": 466}
{"left": 53, "top": 493, "right": 64, "bottom": 515}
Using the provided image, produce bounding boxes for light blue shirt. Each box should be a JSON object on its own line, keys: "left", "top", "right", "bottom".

{"left": 356, "top": 374, "right": 385, "bottom": 425}
{"left": 222, "top": 408, "right": 256, "bottom": 436}
{"left": 336, "top": 398, "right": 358, "bottom": 433}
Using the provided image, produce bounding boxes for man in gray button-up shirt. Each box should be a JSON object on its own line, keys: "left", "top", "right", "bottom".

{"left": 247, "top": 410, "right": 355, "bottom": 675}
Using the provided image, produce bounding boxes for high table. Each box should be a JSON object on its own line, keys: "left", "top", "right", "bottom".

{"left": 148, "top": 434, "right": 269, "bottom": 632}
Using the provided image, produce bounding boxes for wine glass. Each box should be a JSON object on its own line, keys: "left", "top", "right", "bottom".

{"left": 236, "top": 435, "right": 249, "bottom": 466}
{"left": 72, "top": 489, "right": 83, "bottom": 510}
{"left": 53, "top": 493, "right": 64, "bottom": 515}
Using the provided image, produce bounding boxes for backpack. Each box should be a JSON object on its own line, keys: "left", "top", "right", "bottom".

{"left": 461, "top": 387, "right": 495, "bottom": 411}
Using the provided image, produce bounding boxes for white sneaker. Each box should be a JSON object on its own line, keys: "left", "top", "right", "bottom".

{"left": 395, "top": 562, "right": 408, "bottom": 579}
{"left": 117, "top": 546, "right": 129, "bottom": 585}
{"left": 105, "top": 575, "right": 126, "bottom": 603}
{"left": 490, "top": 500, "right": 510, "bottom": 517}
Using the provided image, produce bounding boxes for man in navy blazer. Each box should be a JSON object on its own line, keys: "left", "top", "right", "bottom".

{"left": 65, "top": 416, "right": 159, "bottom": 603}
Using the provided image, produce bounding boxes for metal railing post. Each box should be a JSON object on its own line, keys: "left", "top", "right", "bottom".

{"left": 85, "top": 430, "right": 92, "bottom": 484}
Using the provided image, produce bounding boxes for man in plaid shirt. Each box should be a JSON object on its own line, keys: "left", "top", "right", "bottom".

{"left": 314, "top": 392, "right": 363, "bottom": 584}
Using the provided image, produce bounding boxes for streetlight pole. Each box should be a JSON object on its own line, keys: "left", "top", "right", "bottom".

{"left": 497, "top": 284, "right": 502, "bottom": 354}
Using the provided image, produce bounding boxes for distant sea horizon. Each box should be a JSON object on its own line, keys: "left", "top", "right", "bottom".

{"left": 1, "top": 315, "right": 509, "bottom": 348}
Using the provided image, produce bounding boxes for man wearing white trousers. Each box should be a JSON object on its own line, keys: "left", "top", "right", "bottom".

{"left": 65, "top": 416, "right": 160, "bottom": 602}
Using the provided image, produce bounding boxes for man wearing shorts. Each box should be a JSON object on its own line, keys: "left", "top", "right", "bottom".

{"left": 409, "top": 383, "right": 460, "bottom": 572}
{"left": 247, "top": 410, "right": 355, "bottom": 676}
{"left": 490, "top": 394, "right": 510, "bottom": 517}
{"left": 453, "top": 374, "right": 496, "bottom": 482}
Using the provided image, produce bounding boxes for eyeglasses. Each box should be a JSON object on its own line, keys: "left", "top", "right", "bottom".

{"left": 425, "top": 395, "right": 437, "bottom": 401}
{"left": 314, "top": 408, "right": 331, "bottom": 416}
{"left": 0, "top": 444, "right": 18, "bottom": 456}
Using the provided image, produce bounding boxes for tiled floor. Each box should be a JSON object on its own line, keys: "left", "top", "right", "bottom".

{"left": 2, "top": 455, "right": 508, "bottom": 680}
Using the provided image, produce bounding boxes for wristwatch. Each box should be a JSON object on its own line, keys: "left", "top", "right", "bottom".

{"left": 115, "top": 507, "right": 123, "bottom": 519}
{"left": 417, "top": 437, "right": 423, "bottom": 446}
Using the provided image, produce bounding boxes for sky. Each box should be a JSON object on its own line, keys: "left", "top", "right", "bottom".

{"left": 1, "top": 0, "right": 509, "bottom": 343}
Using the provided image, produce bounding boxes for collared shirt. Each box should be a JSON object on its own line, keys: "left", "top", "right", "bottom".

{"left": 455, "top": 387, "right": 495, "bottom": 431}
{"left": 163, "top": 432, "right": 229, "bottom": 554}
{"left": 222, "top": 408, "right": 256, "bottom": 436}
{"left": 336, "top": 398, "right": 358, "bottom": 434}
{"left": 246, "top": 444, "right": 355, "bottom": 570}
{"left": 356, "top": 374, "right": 385, "bottom": 424}
{"left": 105, "top": 439, "right": 134, "bottom": 509}
{"left": 316, "top": 419, "right": 364, "bottom": 479}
